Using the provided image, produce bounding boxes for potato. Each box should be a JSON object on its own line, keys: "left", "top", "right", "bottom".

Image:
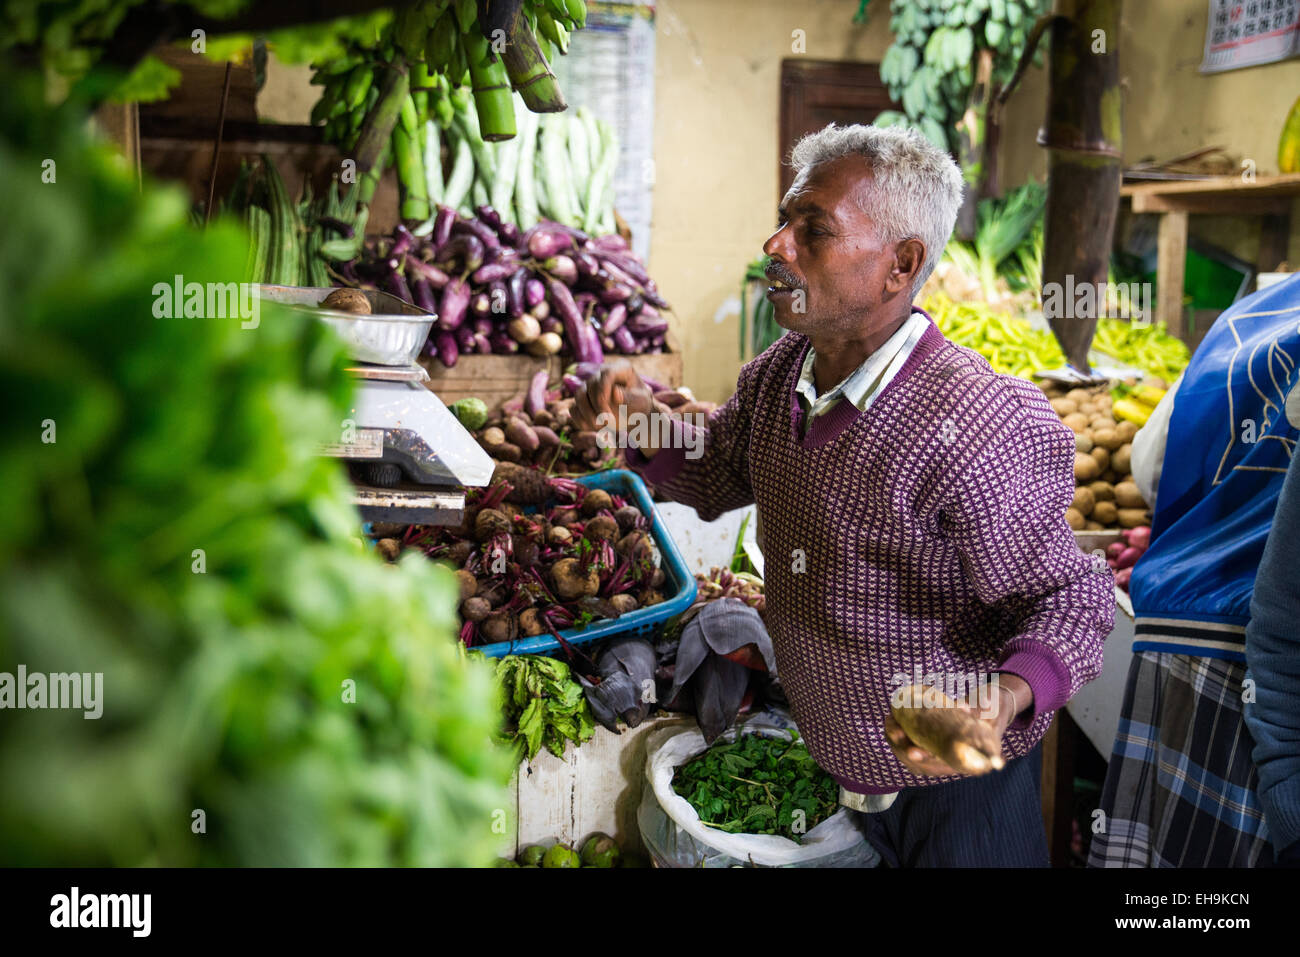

{"left": 1091, "top": 427, "right": 1123, "bottom": 451}
{"left": 1146, "top": 376, "right": 1168, "bottom": 391}
{"left": 1112, "top": 443, "right": 1132, "bottom": 475}
{"left": 1066, "top": 388, "right": 1092, "bottom": 404}
{"left": 1065, "top": 507, "right": 1086, "bottom": 530}
{"left": 1102, "top": 468, "right": 1121, "bottom": 484}
{"left": 1090, "top": 446, "right": 1111, "bottom": 472}
{"left": 1072, "top": 486, "right": 1097, "bottom": 516}
{"left": 1114, "top": 481, "right": 1146, "bottom": 508}
{"left": 1115, "top": 420, "right": 1138, "bottom": 442}
{"left": 1119, "top": 508, "right": 1150, "bottom": 529}
{"left": 1077, "top": 401, "right": 1098, "bottom": 416}
{"left": 1075, "top": 432, "right": 1094, "bottom": 453}
{"left": 1074, "top": 453, "right": 1102, "bottom": 482}
{"left": 1063, "top": 412, "right": 1090, "bottom": 433}
{"left": 1088, "top": 480, "right": 1116, "bottom": 502}
{"left": 1051, "top": 397, "right": 1079, "bottom": 416}
{"left": 1084, "top": 520, "right": 1104, "bottom": 531}
{"left": 1091, "top": 500, "right": 1119, "bottom": 525}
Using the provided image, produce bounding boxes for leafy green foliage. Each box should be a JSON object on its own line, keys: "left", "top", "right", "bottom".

{"left": 671, "top": 732, "right": 838, "bottom": 841}
{"left": 944, "top": 180, "right": 1046, "bottom": 298}
{"left": 0, "top": 72, "right": 514, "bottom": 866}
{"left": 862, "top": 0, "right": 1048, "bottom": 154}
{"left": 480, "top": 654, "right": 596, "bottom": 762}
{"left": 739, "top": 256, "right": 784, "bottom": 360}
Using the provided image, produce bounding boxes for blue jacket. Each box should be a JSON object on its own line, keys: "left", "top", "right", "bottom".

{"left": 1131, "top": 273, "right": 1300, "bottom": 661}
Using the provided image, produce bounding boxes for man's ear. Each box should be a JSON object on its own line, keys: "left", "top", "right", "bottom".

{"left": 887, "top": 238, "right": 926, "bottom": 295}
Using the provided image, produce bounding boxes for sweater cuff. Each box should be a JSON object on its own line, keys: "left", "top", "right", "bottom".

{"left": 994, "top": 640, "right": 1072, "bottom": 731}
{"left": 622, "top": 419, "right": 690, "bottom": 485}
{"left": 1259, "top": 775, "right": 1300, "bottom": 856}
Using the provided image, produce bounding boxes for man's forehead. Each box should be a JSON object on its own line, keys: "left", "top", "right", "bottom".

{"left": 782, "top": 159, "right": 874, "bottom": 214}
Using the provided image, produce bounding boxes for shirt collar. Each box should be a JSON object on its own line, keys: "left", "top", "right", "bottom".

{"left": 796, "top": 310, "right": 928, "bottom": 412}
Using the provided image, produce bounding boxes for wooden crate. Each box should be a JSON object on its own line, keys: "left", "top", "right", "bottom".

{"left": 420, "top": 351, "right": 684, "bottom": 409}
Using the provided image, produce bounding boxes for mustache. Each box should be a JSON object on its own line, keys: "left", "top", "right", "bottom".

{"left": 763, "top": 263, "right": 804, "bottom": 288}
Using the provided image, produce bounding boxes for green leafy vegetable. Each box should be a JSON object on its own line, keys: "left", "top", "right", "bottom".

{"left": 0, "top": 70, "right": 514, "bottom": 866}
{"left": 671, "top": 731, "right": 838, "bottom": 842}
{"left": 479, "top": 654, "right": 596, "bottom": 762}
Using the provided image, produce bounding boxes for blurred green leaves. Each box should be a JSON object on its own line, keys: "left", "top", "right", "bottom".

{"left": 0, "top": 71, "right": 513, "bottom": 866}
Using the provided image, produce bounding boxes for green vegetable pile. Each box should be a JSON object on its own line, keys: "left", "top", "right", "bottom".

{"left": 0, "top": 75, "right": 513, "bottom": 866}
{"left": 1091, "top": 318, "right": 1190, "bottom": 384}
{"left": 671, "top": 731, "right": 839, "bottom": 841}
{"left": 481, "top": 654, "right": 596, "bottom": 762}
{"left": 926, "top": 292, "right": 1065, "bottom": 376}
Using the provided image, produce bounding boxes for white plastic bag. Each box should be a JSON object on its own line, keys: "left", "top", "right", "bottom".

{"left": 637, "top": 718, "right": 879, "bottom": 868}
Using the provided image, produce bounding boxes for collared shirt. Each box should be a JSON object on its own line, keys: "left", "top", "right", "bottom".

{"left": 795, "top": 310, "right": 929, "bottom": 435}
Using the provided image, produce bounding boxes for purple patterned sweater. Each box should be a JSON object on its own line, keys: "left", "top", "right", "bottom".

{"left": 628, "top": 316, "right": 1113, "bottom": 793}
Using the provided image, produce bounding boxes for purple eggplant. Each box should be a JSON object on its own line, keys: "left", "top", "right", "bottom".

{"left": 592, "top": 233, "right": 629, "bottom": 253}
{"left": 384, "top": 270, "right": 414, "bottom": 305}
{"left": 487, "top": 280, "right": 508, "bottom": 317}
{"left": 640, "top": 374, "right": 668, "bottom": 393}
{"left": 599, "top": 284, "right": 633, "bottom": 304}
{"left": 473, "top": 332, "right": 492, "bottom": 354}
{"left": 435, "top": 234, "right": 485, "bottom": 272}
{"left": 472, "top": 260, "right": 516, "bottom": 284}
{"left": 544, "top": 255, "right": 578, "bottom": 285}
{"left": 602, "top": 302, "right": 628, "bottom": 334}
{"left": 528, "top": 227, "right": 572, "bottom": 260}
{"left": 498, "top": 222, "right": 520, "bottom": 246}
{"left": 391, "top": 224, "right": 416, "bottom": 259}
{"left": 612, "top": 327, "right": 637, "bottom": 354}
{"left": 438, "top": 277, "right": 470, "bottom": 331}
{"left": 472, "top": 316, "right": 494, "bottom": 337}
{"left": 434, "top": 330, "right": 459, "bottom": 367}
{"left": 600, "top": 251, "right": 651, "bottom": 285}
{"left": 628, "top": 311, "right": 669, "bottom": 337}
{"left": 406, "top": 257, "right": 451, "bottom": 289}
{"left": 455, "top": 323, "right": 476, "bottom": 351}
{"left": 569, "top": 362, "right": 602, "bottom": 381}
{"left": 452, "top": 217, "right": 501, "bottom": 256}
{"left": 601, "top": 334, "right": 615, "bottom": 351}
{"left": 525, "top": 277, "right": 547, "bottom": 308}
{"left": 410, "top": 276, "right": 437, "bottom": 313}
{"left": 540, "top": 315, "right": 561, "bottom": 335}
{"left": 470, "top": 292, "right": 492, "bottom": 318}
{"left": 507, "top": 268, "right": 528, "bottom": 318}
{"left": 575, "top": 251, "right": 600, "bottom": 279}
{"left": 433, "top": 206, "right": 456, "bottom": 247}
{"left": 489, "top": 331, "right": 519, "bottom": 353}
{"left": 562, "top": 373, "right": 584, "bottom": 395}
{"left": 475, "top": 204, "right": 502, "bottom": 229}
{"left": 643, "top": 289, "right": 670, "bottom": 309}
{"left": 546, "top": 277, "right": 599, "bottom": 365}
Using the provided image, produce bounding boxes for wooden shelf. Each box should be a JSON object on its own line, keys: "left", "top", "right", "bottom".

{"left": 1121, "top": 172, "right": 1300, "bottom": 214}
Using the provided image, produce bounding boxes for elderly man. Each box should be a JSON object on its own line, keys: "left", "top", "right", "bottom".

{"left": 574, "top": 124, "right": 1112, "bottom": 867}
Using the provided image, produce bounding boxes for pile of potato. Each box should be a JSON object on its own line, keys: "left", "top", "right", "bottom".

{"left": 1036, "top": 381, "right": 1152, "bottom": 531}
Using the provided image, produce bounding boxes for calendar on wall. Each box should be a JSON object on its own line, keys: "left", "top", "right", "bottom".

{"left": 552, "top": 1, "right": 657, "bottom": 261}
{"left": 1201, "top": 0, "right": 1300, "bottom": 73}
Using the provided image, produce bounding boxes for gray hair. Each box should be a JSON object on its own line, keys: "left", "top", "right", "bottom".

{"left": 788, "top": 123, "right": 964, "bottom": 295}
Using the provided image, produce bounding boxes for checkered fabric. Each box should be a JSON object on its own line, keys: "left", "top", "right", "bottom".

{"left": 629, "top": 318, "right": 1113, "bottom": 794}
{"left": 1088, "top": 650, "right": 1272, "bottom": 867}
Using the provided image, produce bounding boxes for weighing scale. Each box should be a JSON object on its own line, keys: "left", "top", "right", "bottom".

{"left": 257, "top": 285, "right": 493, "bottom": 526}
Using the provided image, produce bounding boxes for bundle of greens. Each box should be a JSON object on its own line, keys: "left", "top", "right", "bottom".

{"left": 0, "top": 72, "right": 513, "bottom": 866}
{"left": 481, "top": 654, "right": 596, "bottom": 761}
{"left": 671, "top": 731, "right": 838, "bottom": 841}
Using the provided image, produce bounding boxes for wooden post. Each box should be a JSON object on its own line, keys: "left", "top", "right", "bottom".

{"left": 1155, "top": 209, "right": 1188, "bottom": 337}
{"left": 1038, "top": 0, "right": 1123, "bottom": 373}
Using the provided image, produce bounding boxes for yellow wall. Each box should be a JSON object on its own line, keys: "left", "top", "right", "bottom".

{"left": 649, "top": 0, "right": 892, "bottom": 404}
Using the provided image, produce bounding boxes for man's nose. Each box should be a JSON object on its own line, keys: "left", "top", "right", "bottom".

{"left": 763, "top": 224, "right": 793, "bottom": 263}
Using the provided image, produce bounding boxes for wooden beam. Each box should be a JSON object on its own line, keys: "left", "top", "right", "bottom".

{"left": 1131, "top": 194, "right": 1290, "bottom": 216}
{"left": 1156, "top": 209, "right": 1189, "bottom": 338}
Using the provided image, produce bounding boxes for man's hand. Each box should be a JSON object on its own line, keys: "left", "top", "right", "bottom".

{"left": 884, "top": 675, "right": 1032, "bottom": 777}
{"left": 571, "top": 360, "right": 659, "bottom": 455}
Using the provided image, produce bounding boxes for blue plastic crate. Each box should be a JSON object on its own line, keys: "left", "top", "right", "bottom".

{"left": 474, "top": 469, "right": 696, "bottom": 658}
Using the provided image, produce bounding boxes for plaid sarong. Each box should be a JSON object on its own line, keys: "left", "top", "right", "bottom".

{"left": 1088, "top": 650, "right": 1271, "bottom": 867}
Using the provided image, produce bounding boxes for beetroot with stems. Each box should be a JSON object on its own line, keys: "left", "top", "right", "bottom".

{"left": 460, "top": 596, "right": 491, "bottom": 623}
{"left": 481, "top": 609, "right": 518, "bottom": 643}
{"left": 475, "top": 508, "right": 512, "bottom": 541}
{"left": 584, "top": 514, "right": 620, "bottom": 544}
